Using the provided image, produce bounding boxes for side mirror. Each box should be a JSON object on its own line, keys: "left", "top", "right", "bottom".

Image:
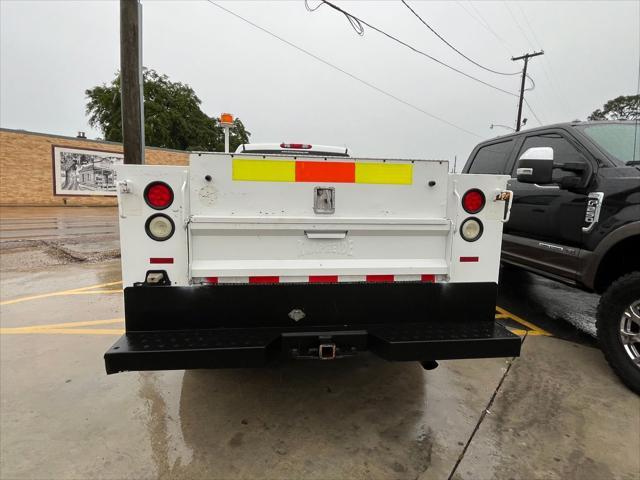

{"left": 516, "top": 147, "right": 554, "bottom": 184}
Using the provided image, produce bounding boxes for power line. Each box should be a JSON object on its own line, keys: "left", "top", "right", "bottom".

{"left": 514, "top": 3, "right": 572, "bottom": 116}
{"left": 314, "top": 0, "right": 519, "bottom": 98}
{"left": 400, "top": 0, "right": 520, "bottom": 76}
{"left": 491, "top": 2, "right": 551, "bottom": 127}
{"left": 304, "top": 0, "right": 324, "bottom": 13}
{"left": 503, "top": 1, "right": 536, "bottom": 52}
{"left": 461, "top": 1, "right": 514, "bottom": 56}
{"left": 205, "top": 1, "right": 483, "bottom": 138}
{"left": 524, "top": 98, "right": 544, "bottom": 126}
{"left": 305, "top": 0, "right": 363, "bottom": 34}
{"left": 524, "top": 73, "right": 535, "bottom": 92}
{"left": 507, "top": 1, "right": 569, "bottom": 121}
{"left": 514, "top": 3, "right": 543, "bottom": 49}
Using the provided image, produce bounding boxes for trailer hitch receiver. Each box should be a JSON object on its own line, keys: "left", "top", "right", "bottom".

{"left": 319, "top": 343, "right": 337, "bottom": 360}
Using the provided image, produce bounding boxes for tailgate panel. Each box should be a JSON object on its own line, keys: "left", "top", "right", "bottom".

{"left": 188, "top": 154, "right": 450, "bottom": 279}
{"left": 190, "top": 221, "right": 449, "bottom": 277}
{"left": 189, "top": 154, "right": 449, "bottom": 219}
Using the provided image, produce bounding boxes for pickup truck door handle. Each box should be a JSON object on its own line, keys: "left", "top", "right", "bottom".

{"left": 305, "top": 231, "right": 348, "bottom": 239}
{"left": 507, "top": 180, "right": 559, "bottom": 190}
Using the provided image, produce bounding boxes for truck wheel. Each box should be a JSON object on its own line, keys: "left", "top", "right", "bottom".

{"left": 596, "top": 271, "right": 640, "bottom": 394}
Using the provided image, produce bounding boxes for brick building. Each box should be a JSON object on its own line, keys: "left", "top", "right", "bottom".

{"left": 0, "top": 128, "right": 189, "bottom": 206}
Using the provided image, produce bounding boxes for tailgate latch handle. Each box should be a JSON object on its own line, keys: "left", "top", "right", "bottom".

{"left": 117, "top": 180, "right": 131, "bottom": 219}
{"left": 305, "top": 231, "right": 348, "bottom": 239}
{"left": 314, "top": 187, "right": 335, "bottom": 214}
{"left": 494, "top": 190, "right": 514, "bottom": 223}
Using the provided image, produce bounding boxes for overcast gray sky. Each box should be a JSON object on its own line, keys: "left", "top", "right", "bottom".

{"left": 1, "top": 0, "right": 638, "bottom": 162}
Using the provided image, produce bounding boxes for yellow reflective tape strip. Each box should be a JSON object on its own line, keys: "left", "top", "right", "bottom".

{"left": 232, "top": 159, "right": 413, "bottom": 185}
{"left": 355, "top": 163, "right": 413, "bottom": 185}
{"left": 232, "top": 159, "right": 296, "bottom": 182}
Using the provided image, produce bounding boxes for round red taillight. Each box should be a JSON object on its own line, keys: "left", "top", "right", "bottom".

{"left": 462, "top": 189, "right": 485, "bottom": 214}
{"left": 144, "top": 182, "right": 173, "bottom": 210}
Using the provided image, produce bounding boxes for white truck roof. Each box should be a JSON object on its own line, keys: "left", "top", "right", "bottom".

{"left": 235, "top": 143, "right": 349, "bottom": 157}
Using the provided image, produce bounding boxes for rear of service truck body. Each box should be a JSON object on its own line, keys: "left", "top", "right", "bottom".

{"left": 105, "top": 153, "right": 520, "bottom": 373}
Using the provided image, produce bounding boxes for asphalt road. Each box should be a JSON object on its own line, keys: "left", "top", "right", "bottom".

{"left": 0, "top": 206, "right": 119, "bottom": 241}
{"left": 0, "top": 207, "right": 637, "bottom": 480}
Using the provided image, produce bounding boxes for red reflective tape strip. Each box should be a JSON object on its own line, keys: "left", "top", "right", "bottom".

{"left": 295, "top": 161, "right": 355, "bottom": 183}
{"left": 249, "top": 276, "right": 280, "bottom": 284}
{"left": 309, "top": 275, "right": 339, "bottom": 283}
{"left": 421, "top": 274, "right": 435, "bottom": 282}
{"left": 206, "top": 277, "right": 219, "bottom": 284}
{"left": 149, "top": 258, "right": 174, "bottom": 264}
{"left": 366, "top": 275, "right": 395, "bottom": 283}
{"left": 460, "top": 256, "right": 479, "bottom": 262}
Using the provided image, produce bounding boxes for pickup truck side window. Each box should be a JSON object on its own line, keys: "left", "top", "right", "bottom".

{"left": 468, "top": 140, "right": 513, "bottom": 174}
{"left": 514, "top": 133, "right": 587, "bottom": 179}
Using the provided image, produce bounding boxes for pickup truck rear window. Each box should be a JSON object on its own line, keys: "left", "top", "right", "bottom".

{"left": 468, "top": 140, "right": 513, "bottom": 174}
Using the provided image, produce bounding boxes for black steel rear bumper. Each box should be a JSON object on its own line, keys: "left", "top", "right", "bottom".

{"left": 104, "top": 282, "right": 521, "bottom": 374}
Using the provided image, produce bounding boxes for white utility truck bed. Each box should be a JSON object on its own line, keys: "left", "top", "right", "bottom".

{"left": 105, "top": 152, "right": 520, "bottom": 373}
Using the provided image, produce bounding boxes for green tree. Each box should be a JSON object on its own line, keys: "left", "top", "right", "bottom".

{"left": 85, "top": 69, "right": 250, "bottom": 151}
{"left": 588, "top": 95, "right": 640, "bottom": 121}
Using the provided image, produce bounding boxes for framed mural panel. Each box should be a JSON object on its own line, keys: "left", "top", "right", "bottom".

{"left": 52, "top": 146, "right": 124, "bottom": 196}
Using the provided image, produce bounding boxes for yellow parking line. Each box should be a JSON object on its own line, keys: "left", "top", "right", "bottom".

{"left": 60, "top": 290, "right": 122, "bottom": 296}
{"left": 508, "top": 328, "right": 547, "bottom": 336}
{"left": 0, "top": 328, "right": 124, "bottom": 335}
{"left": 9, "top": 318, "right": 124, "bottom": 331}
{"left": 0, "top": 318, "right": 124, "bottom": 335}
{"left": 0, "top": 281, "right": 123, "bottom": 306}
{"left": 67, "top": 281, "right": 122, "bottom": 292}
{"left": 496, "top": 306, "right": 552, "bottom": 336}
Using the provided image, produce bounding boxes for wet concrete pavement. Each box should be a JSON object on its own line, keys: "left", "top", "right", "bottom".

{"left": 0, "top": 207, "right": 638, "bottom": 479}
{"left": 453, "top": 336, "right": 638, "bottom": 480}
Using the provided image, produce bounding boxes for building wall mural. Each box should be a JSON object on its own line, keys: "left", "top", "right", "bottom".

{"left": 0, "top": 129, "right": 189, "bottom": 206}
{"left": 53, "top": 146, "right": 123, "bottom": 196}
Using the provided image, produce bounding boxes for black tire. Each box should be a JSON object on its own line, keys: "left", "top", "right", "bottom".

{"left": 596, "top": 271, "right": 640, "bottom": 394}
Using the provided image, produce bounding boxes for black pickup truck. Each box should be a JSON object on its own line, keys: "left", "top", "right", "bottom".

{"left": 463, "top": 120, "right": 640, "bottom": 393}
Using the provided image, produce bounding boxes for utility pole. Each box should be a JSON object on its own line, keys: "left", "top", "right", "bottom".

{"left": 120, "top": 0, "right": 144, "bottom": 164}
{"left": 512, "top": 51, "right": 543, "bottom": 132}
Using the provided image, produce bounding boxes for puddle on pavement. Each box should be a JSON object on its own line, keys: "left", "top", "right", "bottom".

{"left": 137, "top": 356, "right": 435, "bottom": 479}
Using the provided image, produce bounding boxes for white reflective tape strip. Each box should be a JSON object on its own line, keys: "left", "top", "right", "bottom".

{"left": 394, "top": 275, "right": 422, "bottom": 282}
{"left": 195, "top": 274, "right": 442, "bottom": 284}
{"left": 280, "top": 276, "right": 308, "bottom": 283}
{"left": 337, "top": 275, "right": 367, "bottom": 283}
{"left": 217, "top": 277, "right": 250, "bottom": 284}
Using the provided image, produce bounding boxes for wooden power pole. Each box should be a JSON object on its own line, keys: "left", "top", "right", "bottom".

{"left": 512, "top": 51, "right": 544, "bottom": 132}
{"left": 120, "top": 0, "right": 145, "bottom": 164}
